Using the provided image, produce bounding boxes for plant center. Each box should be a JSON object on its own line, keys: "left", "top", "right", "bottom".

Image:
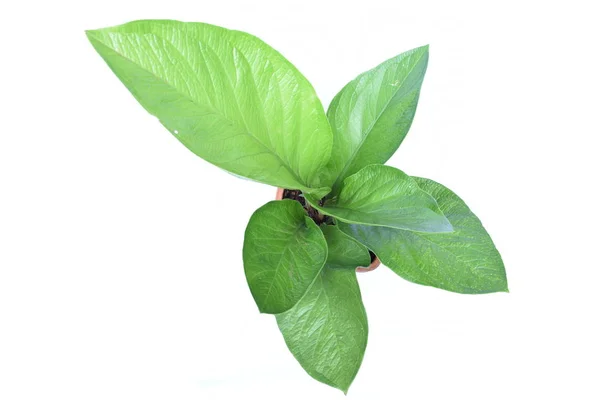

{"left": 282, "top": 189, "right": 330, "bottom": 225}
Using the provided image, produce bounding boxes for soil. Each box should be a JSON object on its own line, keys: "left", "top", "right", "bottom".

{"left": 369, "top": 251, "right": 377, "bottom": 263}
{"left": 282, "top": 189, "right": 329, "bottom": 225}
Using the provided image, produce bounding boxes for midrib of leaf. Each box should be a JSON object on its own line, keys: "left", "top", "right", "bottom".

{"left": 88, "top": 32, "right": 314, "bottom": 191}
{"left": 232, "top": 47, "right": 275, "bottom": 152}
{"left": 313, "top": 284, "right": 345, "bottom": 387}
{"left": 321, "top": 208, "right": 378, "bottom": 226}
{"left": 337, "top": 174, "right": 408, "bottom": 207}
{"left": 331, "top": 52, "right": 426, "bottom": 190}
{"left": 262, "top": 223, "right": 312, "bottom": 306}
{"left": 382, "top": 230, "right": 477, "bottom": 292}
{"left": 414, "top": 229, "right": 494, "bottom": 259}
{"left": 315, "top": 275, "right": 364, "bottom": 392}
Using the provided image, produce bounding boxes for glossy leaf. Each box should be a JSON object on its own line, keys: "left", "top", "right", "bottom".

{"left": 86, "top": 20, "right": 332, "bottom": 197}
{"left": 320, "top": 224, "right": 371, "bottom": 268}
{"left": 276, "top": 253, "right": 368, "bottom": 393}
{"left": 307, "top": 165, "right": 452, "bottom": 233}
{"left": 243, "top": 200, "right": 327, "bottom": 314}
{"left": 340, "top": 178, "right": 508, "bottom": 294}
{"left": 323, "top": 45, "right": 429, "bottom": 191}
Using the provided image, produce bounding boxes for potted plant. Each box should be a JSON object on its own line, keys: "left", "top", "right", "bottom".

{"left": 86, "top": 20, "right": 508, "bottom": 393}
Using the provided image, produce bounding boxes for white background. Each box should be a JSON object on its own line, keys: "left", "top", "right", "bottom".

{"left": 1, "top": 0, "right": 599, "bottom": 399}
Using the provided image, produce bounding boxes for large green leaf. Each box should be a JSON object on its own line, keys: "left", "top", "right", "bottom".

{"left": 323, "top": 45, "right": 429, "bottom": 191}
{"left": 320, "top": 224, "right": 371, "bottom": 268}
{"left": 243, "top": 200, "right": 327, "bottom": 314}
{"left": 86, "top": 20, "right": 332, "bottom": 197}
{"left": 307, "top": 165, "right": 452, "bottom": 233}
{"left": 276, "top": 246, "right": 368, "bottom": 393}
{"left": 339, "top": 177, "right": 508, "bottom": 294}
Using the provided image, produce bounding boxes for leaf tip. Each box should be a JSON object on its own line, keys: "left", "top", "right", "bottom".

{"left": 417, "top": 44, "right": 430, "bottom": 54}
{"left": 257, "top": 303, "right": 271, "bottom": 314}
{"left": 258, "top": 302, "right": 289, "bottom": 315}
{"left": 339, "top": 382, "right": 352, "bottom": 395}
{"left": 439, "top": 217, "right": 454, "bottom": 233}
{"left": 84, "top": 29, "right": 97, "bottom": 39}
{"left": 496, "top": 274, "right": 509, "bottom": 293}
{"left": 84, "top": 29, "right": 103, "bottom": 46}
{"left": 483, "top": 280, "right": 509, "bottom": 294}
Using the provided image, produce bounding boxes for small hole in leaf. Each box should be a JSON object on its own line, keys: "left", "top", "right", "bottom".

{"left": 174, "top": 130, "right": 179, "bottom": 135}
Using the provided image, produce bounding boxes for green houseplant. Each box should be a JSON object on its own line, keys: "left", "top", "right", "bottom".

{"left": 86, "top": 20, "right": 508, "bottom": 393}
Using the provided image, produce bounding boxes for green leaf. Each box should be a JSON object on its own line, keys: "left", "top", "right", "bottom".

{"left": 243, "top": 200, "right": 327, "bottom": 314}
{"left": 276, "top": 266, "right": 368, "bottom": 393}
{"left": 339, "top": 177, "right": 508, "bottom": 294}
{"left": 323, "top": 45, "right": 429, "bottom": 191}
{"left": 307, "top": 165, "right": 452, "bottom": 233}
{"left": 86, "top": 20, "right": 332, "bottom": 197}
{"left": 320, "top": 224, "right": 371, "bottom": 268}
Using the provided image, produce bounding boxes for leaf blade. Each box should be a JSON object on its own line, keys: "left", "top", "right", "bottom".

{"left": 276, "top": 266, "right": 368, "bottom": 393}
{"left": 86, "top": 20, "right": 332, "bottom": 196}
{"left": 308, "top": 165, "right": 452, "bottom": 233}
{"left": 340, "top": 177, "right": 508, "bottom": 294}
{"left": 320, "top": 225, "right": 371, "bottom": 268}
{"left": 243, "top": 200, "right": 327, "bottom": 314}
{"left": 323, "top": 46, "right": 429, "bottom": 190}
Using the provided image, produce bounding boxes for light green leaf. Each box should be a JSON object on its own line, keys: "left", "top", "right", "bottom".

{"left": 323, "top": 45, "right": 429, "bottom": 191}
{"left": 276, "top": 266, "right": 368, "bottom": 394}
{"left": 86, "top": 20, "right": 332, "bottom": 197}
{"left": 243, "top": 200, "right": 327, "bottom": 314}
{"left": 339, "top": 177, "right": 508, "bottom": 294}
{"left": 307, "top": 165, "right": 452, "bottom": 233}
{"left": 320, "top": 224, "right": 371, "bottom": 268}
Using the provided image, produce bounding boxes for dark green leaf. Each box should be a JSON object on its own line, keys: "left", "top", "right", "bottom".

{"left": 320, "top": 224, "right": 371, "bottom": 268}
{"left": 276, "top": 266, "right": 368, "bottom": 393}
{"left": 243, "top": 200, "right": 327, "bottom": 314}
{"left": 307, "top": 165, "right": 452, "bottom": 233}
{"left": 323, "top": 46, "right": 428, "bottom": 191}
{"left": 86, "top": 20, "right": 332, "bottom": 197}
{"left": 340, "top": 177, "right": 508, "bottom": 294}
